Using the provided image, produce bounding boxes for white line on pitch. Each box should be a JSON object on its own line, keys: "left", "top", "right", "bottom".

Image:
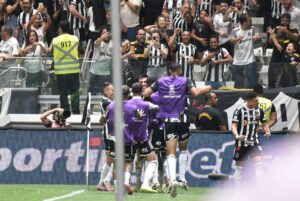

{"left": 43, "top": 189, "right": 85, "bottom": 201}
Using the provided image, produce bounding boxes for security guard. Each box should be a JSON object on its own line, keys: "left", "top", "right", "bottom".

{"left": 51, "top": 21, "right": 80, "bottom": 114}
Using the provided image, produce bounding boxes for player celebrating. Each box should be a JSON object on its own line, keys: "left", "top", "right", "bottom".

{"left": 232, "top": 92, "right": 271, "bottom": 190}
{"left": 128, "top": 82, "right": 159, "bottom": 193}
{"left": 144, "top": 63, "right": 212, "bottom": 197}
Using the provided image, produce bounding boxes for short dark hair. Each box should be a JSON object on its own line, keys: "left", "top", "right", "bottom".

{"left": 169, "top": 63, "right": 182, "bottom": 72}
{"left": 205, "top": 92, "right": 215, "bottom": 102}
{"left": 253, "top": 84, "right": 263, "bottom": 94}
{"left": 59, "top": 21, "right": 70, "bottom": 33}
{"left": 280, "top": 13, "right": 291, "bottom": 22}
{"left": 103, "top": 82, "right": 113, "bottom": 90}
{"left": 220, "top": 0, "right": 229, "bottom": 5}
{"left": 239, "top": 14, "right": 250, "bottom": 25}
{"left": 1, "top": 25, "right": 13, "bottom": 36}
{"left": 131, "top": 82, "right": 143, "bottom": 95}
{"left": 122, "top": 85, "right": 130, "bottom": 97}
{"left": 244, "top": 91, "right": 257, "bottom": 100}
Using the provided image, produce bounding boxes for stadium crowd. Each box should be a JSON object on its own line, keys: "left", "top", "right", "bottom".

{"left": 0, "top": 0, "right": 299, "bottom": 97}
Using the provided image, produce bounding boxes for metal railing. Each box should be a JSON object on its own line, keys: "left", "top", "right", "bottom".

{"left": 0, "top": 66, "right": 27, "bottom": 88}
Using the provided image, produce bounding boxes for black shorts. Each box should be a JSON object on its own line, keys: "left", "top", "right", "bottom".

{"left": 109, "top": 141, "right": 135, "bottom": 161}
{"left": 164, "top": 122, "right": 190, "bottom": 142}
{"left": 150, "top": 125, "right": 166, "bottom": 150}
{"left": 134, "top": 140, "right": 153, "bottom": 157}
{"left": 233, "top": 144, "right": 263, "bottom": 161}
{"left": 103, "top": 126, "right": 110, "bottom": 151}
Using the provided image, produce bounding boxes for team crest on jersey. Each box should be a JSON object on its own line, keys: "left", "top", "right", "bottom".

{"left": 255, "top": 110, "right": 260, "bottom": 119}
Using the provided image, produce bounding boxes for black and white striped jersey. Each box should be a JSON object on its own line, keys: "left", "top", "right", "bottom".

{"left": 173, "top": 11, "right": 190, "bottom": 43}
{"left": 203, "top": 47, "right": 229, "bottom": 82}
{"left": 232, "top": 103, "right": 267, "bottom": 147}
{"left": 68, "top": 0, "right": 87, "bottom": 29}
{"left": 194, "top": 0, "right": 215, "bottom": 19}
{"left": 18, "top": 9, "right": 36, "bottom": 27}
{"left": 228, "top": 8, "right": 247, "bottom": 28}
{"left": 175, "top": 42, "right": 197, "bottom": 82}
{"left": 271, "top": 0, "right": 282, "bottom": 19}
{"left": 148, "top": 43, "right": 167, "bottom": 67}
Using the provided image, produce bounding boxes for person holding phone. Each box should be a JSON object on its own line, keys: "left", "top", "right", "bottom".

{"left": 144, "top": 30, "right": 169, "bottom": 82}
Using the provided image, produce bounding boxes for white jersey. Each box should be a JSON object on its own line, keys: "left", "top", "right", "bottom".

{"left": 213, "top": 13, "right": 232, "bottom": 45}
{"left": 22, "top": 42, "right": 45, "bottom": 73}
{"left": 0, "top": 37, "right": 19, "bottom": 68}
{"left": 232, "top": 26, "right": 256, "bottom": 65}
{"left": 90, "top": 40, "right": 113, "bottom": 75}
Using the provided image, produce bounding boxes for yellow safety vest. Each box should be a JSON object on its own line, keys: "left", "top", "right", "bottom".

{"left": 258, "top": 96, "right": 272, "bottom": 124}
{"left": 53, "top": 34, "right": 80, "bottom": 75}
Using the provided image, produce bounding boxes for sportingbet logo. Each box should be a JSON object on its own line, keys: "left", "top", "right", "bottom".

{"left": 0, "top": 141, "right": 104, "bottom": 172}
{"left": 187, "top": 141, "right": 235, "bottom": 178}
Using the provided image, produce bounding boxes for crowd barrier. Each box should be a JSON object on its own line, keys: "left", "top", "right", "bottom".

{"left": 0, "top": 128, "right": 293, "bottom": 187}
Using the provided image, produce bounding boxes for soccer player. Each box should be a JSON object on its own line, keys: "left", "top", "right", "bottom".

{"left": 128, "top": 82, "right": 159, "bottom": 193}
{"left": 144, "top": 63, "right": 212, "bottom": 197}
{"left": 107, "top": 85, "right": 138, "bottom": 194}
{"left": 232, "top": 92, "right": 271, "bottom": 189}
{"left": 97, "top": 82, "right": 114, "bottom": 192}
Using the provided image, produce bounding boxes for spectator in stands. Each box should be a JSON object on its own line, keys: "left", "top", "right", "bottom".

{"left": 195, "top": 92, "right": 227, "bottom": 131}
{"left": 230, "top": 14, "right": 260, "bottom": 88}
{"left": 162, "top": 0, "right": 188, "bottom": 26}
{"left": 253, "top": 84, "right": 277, "bottom": 129}
{"left": 169, "top": 29, "right": 199, "bottom": 84}
{"left": 282, "top": 0, "right": 300, "bottom": 31}
{"left": 40, "top": 107, "right": 71, "bottom": 128}
{"left": 200, "top": 35, "right": 233, "bottom": 89}
{"left": 87, "top": 0, "right": 106, "bottom": 49}
{"left": 144, "top": 15, "right": 171, "bottom": 44}
{"left": 172, "top": 2, "right": 193, "bottom": 43}
{"left": 144, "top": 30, "right": 169, "bottom": 82}
{"left": 15, "top": 0, "right": 37, "bottom": 44}
{"left": 264, "top": 0, "right": 283, "bottom": 29}
{"left": 139, "top": 0, "right": 164, "bottom": 26}
{"left": 268, "top": 13, "right": 298, "bottom": 88}
{"left": 191, "top": 9, "right": 215, "bottom": 53}
{"left": 213, "top": 0, "right": 234, "bottom": 56}
{"left": 5, "top": 0, "right": 22, "bottom": 32}
{"left": 27, "top": 4, "right": 52, "bottom": 45}
{"left": 129, "top": 28, "right": 150, "bottom": 86}
{"left": 192, "top": 0, "right": 220, "bottom": 18}
{"left": 0, "top": 25, "right": 19, "bottom": 69}
{"left": 120, "top": 0, "right": 142, "bottom": 41}
{"left": 20, "top": 30, "right": 47, "bottom": 90}
{"left": 280, "top": 42, "right": 300, "bottom": 86}
{"left": 33, "top": 0, "right": 61, "bottom": 45}
{"left": 88, "top": 26, "right": 112, "bottom": 95}
{"left": 224, "top": 0, "right": 247, "bottom": 29}
{"left": 68, "top": 0, "right": 87, "bottom": 54}
{"left": 0, "top": 0, "right": 6, "bottom": 32}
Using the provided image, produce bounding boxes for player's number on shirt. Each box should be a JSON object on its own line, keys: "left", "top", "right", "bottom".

{"left": 60, "top": 41, "right": 71, "bottom": 48}
{"left": 259, "top": 103, "right": 267, "bottom": 110}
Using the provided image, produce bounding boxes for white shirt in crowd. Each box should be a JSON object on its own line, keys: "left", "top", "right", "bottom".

{"left": 282, "top": 5, "right": 300, "bottom": 30}
{"left": 232, "top": 26, "right": 256, "bottom": 65}
{"left": 0, "top": 36, "right": 19, "bottom": 68}
{"left": 120, "top": 0, "right": 142, "bottom": 28}
{"left": 90, "top": 40, "right": 113, "bottom": 76}
{"left": 213, "top": 13, "right": 232, "bottom": 45}
{"left": 21, "top": 42, "right": 45, "bottom": 73}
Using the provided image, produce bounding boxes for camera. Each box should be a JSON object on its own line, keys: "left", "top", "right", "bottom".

{"left": 59, "top": 110, "right": 71, "bottom": 119}
{"left": 54, "top": 110, "right": 71, "bottom": 121}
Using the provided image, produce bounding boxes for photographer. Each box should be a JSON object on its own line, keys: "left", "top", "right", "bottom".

{"left": 40, "top": 108, "right": 71, "bottom": 128}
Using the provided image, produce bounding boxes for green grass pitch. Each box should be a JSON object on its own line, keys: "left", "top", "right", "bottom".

{"left": 0, "top": 185, "right": 210, "bottom": 201}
